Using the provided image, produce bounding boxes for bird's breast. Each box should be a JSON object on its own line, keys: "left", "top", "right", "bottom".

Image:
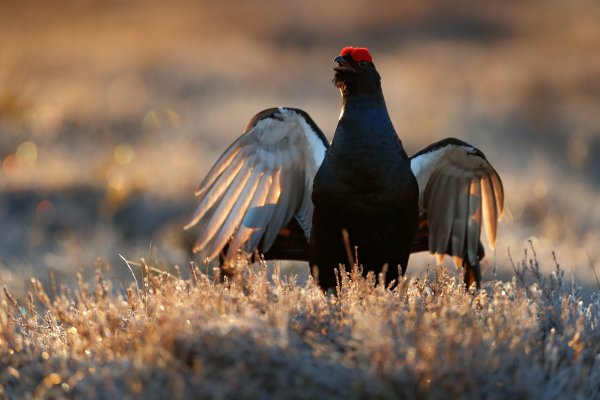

{"left": 313, "top": 146, "right": 416, "bottom": 207}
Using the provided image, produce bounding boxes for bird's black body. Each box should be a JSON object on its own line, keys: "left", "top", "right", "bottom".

{"left": 309, "top": 53, "right": 419, "bottom": 289}
{"left": 186, "top": 46, "right": 504, "bottom": 292}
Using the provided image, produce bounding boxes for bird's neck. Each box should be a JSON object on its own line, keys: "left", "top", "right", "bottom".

{"left": 338, "top": 91, "right": 394, "bottom": 133}
{"left": 340, "top": 84, "right": 385, "bottom": 107}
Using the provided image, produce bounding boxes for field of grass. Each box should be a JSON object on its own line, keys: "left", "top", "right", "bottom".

{"left": 1, "top": 252, "right": 599, "bottom": 398}
{"left": 1, "top": 0, "right": 600, "bottom": 397}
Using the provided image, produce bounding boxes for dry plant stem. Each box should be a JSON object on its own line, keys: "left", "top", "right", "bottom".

{"left": 587, "top": 252, "right": 600, "bottom": 291}
{"left": 189, "top": 261, "right": 198, "bottom": 287}
{"left": 119, "top": 254, "right": 140, "bottom": 296}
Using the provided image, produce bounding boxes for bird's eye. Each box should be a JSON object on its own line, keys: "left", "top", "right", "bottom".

{"left": 358, "top": 61, "right": 368, "bottom": 67}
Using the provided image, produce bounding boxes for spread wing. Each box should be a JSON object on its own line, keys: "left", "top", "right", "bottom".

{"left": 410, "top": 138, "right": 504, "bottom": 265}
{"left": 185, "top": 107, "right": 329, "bottom": 264}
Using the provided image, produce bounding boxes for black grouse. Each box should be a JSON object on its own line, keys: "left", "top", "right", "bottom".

{"left": 185, "top": 46, "right": 504, "bottom": 290}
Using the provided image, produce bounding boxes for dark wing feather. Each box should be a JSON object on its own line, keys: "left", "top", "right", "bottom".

{"left": 410, "top": 138, "right": 504, "bottom": 265}
{"left": 185, "top": 107, "right": 329, "bottom": 264}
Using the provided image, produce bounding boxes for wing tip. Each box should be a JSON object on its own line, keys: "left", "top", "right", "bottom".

{"left": 183, "top": 211, "right": 203, "bottom": 231}
{"left": 191, "top": 243, "right": 202, "bottom": 254}
{"left": 183, "top": 221, "right": 195, "bottom": 231}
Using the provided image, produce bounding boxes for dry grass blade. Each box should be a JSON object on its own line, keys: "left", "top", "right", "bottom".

{"left": 119, "top": 254, "right": 140, "bottom": 296}
{"left": 587, "top": 252, "right": 600, "bottom": 291}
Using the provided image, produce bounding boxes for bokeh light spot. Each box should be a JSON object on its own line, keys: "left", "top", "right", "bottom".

{"left": 16, "top": 141, "right": 38, "bottom": 166}
{"left": 114, "top": 143, "right": 134, "bottom": 165}
{"left": 36, "top": 200, "right": 55, "bottom": 218}
{"left": 106, "top": 166, "right": 126, "bottom": 191}
{"left": 43, "top": 373, "right": 61, "bottom": 386}
{"left": 142, "top": 108, "right": 181, "bottom": 132}
{"left": 2, "top": 154, "right": 21, "bottom": 177}
{"left": 142, "top": 109, "right": 160, "bottom": 131}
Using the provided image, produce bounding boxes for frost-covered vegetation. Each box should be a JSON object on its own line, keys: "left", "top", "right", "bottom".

{"left": 1, "top": 252, "right": 598, "bottom": 399}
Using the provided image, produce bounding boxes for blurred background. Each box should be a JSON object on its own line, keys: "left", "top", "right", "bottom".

{"left": 1, "top": 0, "right": 599, "bottom": 299}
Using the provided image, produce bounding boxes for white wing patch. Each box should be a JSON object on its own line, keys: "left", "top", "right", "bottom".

{"left": 186, "top": 107, "right": 328, "bottom": 264}
{"left": 411, "top": 142, "right": 504, "bottom": 265}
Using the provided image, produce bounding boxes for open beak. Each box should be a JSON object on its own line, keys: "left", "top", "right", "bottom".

{"left": 334, "top": 55, "right": 354, "bottom": 72}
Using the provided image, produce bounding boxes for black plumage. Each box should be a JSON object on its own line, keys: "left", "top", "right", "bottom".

{"left": 186, "top": 47, "right": 504, "bottom": 291}
{"left": 308, "top": 51, "right": 419, "bottom": 289}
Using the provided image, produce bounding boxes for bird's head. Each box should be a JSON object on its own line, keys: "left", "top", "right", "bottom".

{"left": 333, "top": 46, "right": 381, "bottom": 97}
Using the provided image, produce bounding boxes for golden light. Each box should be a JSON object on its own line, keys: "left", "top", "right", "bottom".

{"left": 41, "top": 373, "right": 61, "bottom": 387}
{"left": 142, "top": 108, "right": 182, "bottom": 131}
{"left": 16, "top": 141, "right": 38, "bottom": 166}
{"left": 113, "top": 143, "right": 134, "bottom": 165}
{"left": 106, "top": 166, "right": 126, "bottom": 191}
